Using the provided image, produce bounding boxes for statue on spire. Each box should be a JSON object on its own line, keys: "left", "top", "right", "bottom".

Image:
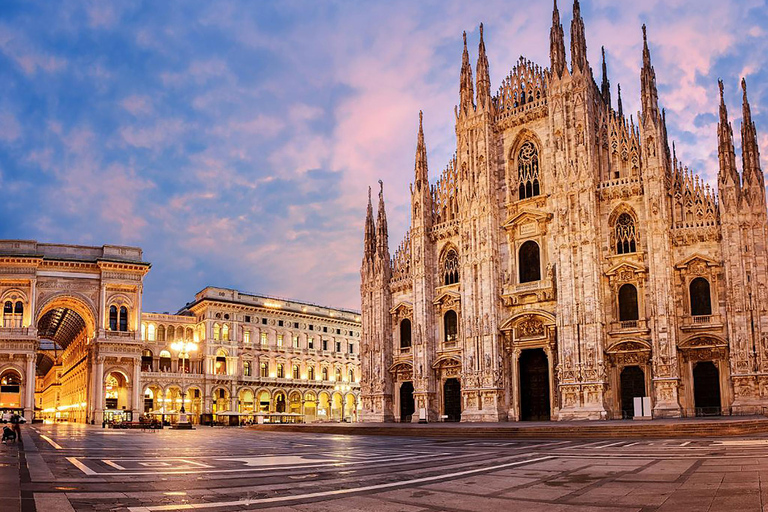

{"left": 601, "top": 46, "right": 611, "bottom": 106}
{"left": 550, "top": 0, "right": 566, "bottom": 78}
{"left": 717, "top": 79, "right": 741, "bottom": 205}
{"left": 476, "top": 23, "right": 491, "bottom": 111}
{"left": 570, "top": 0, "right": 589, "bottom": 74}
{"left": 640, "top": 24, "right": 659, "bottom": 123}
{"left": 459, "top": 31, "right": 474, "bottom": 115}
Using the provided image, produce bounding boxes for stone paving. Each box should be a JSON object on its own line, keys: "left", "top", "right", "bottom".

{"left": 6, "top": 423, "right": 768, "bottom": 511}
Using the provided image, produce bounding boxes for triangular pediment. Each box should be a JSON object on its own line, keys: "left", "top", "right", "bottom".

{"left": 605, "top": 261, "right": 646, "bottom": 276}
{"left": 433, "top": 290, "right": 461, "bottom": 306}
{"left": 502, "top": 209, "right": 550, "bottom": 231}
{"left": 389, "top": 301, "right": 413, "bottom": 315}
{"left": 674, "top": 253, "right": 719, "bottom": 270}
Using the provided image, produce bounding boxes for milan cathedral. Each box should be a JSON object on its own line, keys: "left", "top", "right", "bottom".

{"left": 360, "top": 1, "right": 768, "bottom": 422}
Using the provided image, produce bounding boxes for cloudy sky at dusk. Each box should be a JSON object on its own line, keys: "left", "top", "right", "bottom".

{"left": 0, "top": 0, "right": 767, "bottom": 312}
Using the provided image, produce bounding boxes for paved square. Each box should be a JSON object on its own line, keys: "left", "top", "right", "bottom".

{"left": 10, "top": 423, "right": 768, "bottom": 511}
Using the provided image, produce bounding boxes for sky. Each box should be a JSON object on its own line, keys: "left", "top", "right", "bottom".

{"left": 0, "top": 0, "right": 767, "bottom": 313}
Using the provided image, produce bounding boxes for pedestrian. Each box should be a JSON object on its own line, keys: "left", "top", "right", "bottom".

{"left": 10, "top": 413, "right": 21, "bottom": 441}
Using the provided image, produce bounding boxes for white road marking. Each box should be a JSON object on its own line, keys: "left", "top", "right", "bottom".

{"left": 713, "top": 439, "right": 768, "bottom": 446}
{"left": 66, "top": 457, "right": 96, "bottom": 475}
{"left": 39, "top": 434, "right": 63, "bottom": 450}
{"left": 624, "top": 442, "right": 640, "bottom": 447}
{"left": 595, "top": 441, "right": 626, "bottom": 448}
{"left": 125, "top": 455, "right": 555, "bottom": 511}
{"left": 679, "top": 441, "right": 691, "bottom": 447}
{"left": 102, "top": 460, "right": 126, "bottom": 470}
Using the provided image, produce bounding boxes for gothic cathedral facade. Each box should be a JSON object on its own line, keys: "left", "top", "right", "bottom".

{"left": 359, "top": 1, "right": 768, "bottom": 422}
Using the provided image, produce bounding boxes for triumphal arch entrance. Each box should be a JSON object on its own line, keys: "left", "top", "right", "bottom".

{"left": 0, "top": 241, "right": 149, "bottom": 424}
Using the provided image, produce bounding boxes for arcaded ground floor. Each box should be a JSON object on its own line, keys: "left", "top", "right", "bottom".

{"left": 6, "top": 422, "right": 768, "bottom": 511}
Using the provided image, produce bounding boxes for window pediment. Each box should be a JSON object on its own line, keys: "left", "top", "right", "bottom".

{"left": 389, "top": 301, "right": 413, "bottom": 317}
{"left": 674, "top": 254, "right": 719, "bottom": 273}
{"left": 605, "top": 262, "right": 646, "bottom": 284}
{"left": 433, "top": 290, "right": 460, "bottom": 308}
{"left": 502, "top": 210, "right": 551, "bottom": 235}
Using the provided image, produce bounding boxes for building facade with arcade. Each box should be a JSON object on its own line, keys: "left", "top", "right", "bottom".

{"left": 0, "top": 241, "right": 361, "bottom": 424}
{"left": 360, "top": 3, "right": 768, "bottom": 422}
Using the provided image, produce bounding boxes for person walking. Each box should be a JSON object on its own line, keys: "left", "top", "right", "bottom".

{"left": 10, "top": 413, "right": 22, "bottom": 441}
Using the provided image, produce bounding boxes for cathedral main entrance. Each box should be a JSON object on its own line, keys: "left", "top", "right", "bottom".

{"left": 519, "top": 349, "right": 550, "bottom": 421}
{"left": 399, "top": 381, "right": 414, "bottom": 422}
{"left": 619, "top": 366, "right": 645, "bottom": 419}
{"left": 443, "top": 378, "right": 461, "bottom": 422}
{"left": 693, "top": 361, "right": 721, "bottom": 416}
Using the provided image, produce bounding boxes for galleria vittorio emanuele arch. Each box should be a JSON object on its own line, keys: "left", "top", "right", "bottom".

{"left": 360, "top": 2, "right": 768, "bottom": 422}
{"left": 0, "top": 240, "right": 361, "bottom": 425}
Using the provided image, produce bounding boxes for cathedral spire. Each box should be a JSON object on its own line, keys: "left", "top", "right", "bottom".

{"left": 459, "top": 31, "right": 474, "bottom": 115}
{"left": 601, "top": 46, "right": 611, "bottom": 106}
{"left": 550, "top": 0, "right": 566, "bottom": 78}
{"left": 415, "top": 111, "right": 429, "bottom": 187}
{"left": 475, "top": 23, "right": 491, "bottom": 111}
{"left": 363, "top": 186, "right": 376, "bottom": 260}
{"left": 717, "top": 80, "right": 741, "bottom": 199}
{"left": 570, "top": 0, "right": 589, "bottom": 74}
{"left": 617, "top": 83, "right": 623, "bottom": 118}
{"left": 640, "top": 24, "right": 660, "bottom": 123}
{"left": 376, "top": 180, "right": 390, "bottom": 262}
{"left": 740, "top": 78, "right": 765, "bottom": 200}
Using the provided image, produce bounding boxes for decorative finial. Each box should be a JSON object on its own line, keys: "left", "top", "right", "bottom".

{"left": 378, "top": 179, "right": 384, "bottom": 197}
{"left": 718, "top": 78, "right": 724, "bottom": 99}
{"left": 368, "top": 186, "right": 372, "bottom": 202}
{"left": 463, "top": 31, "right": 467, "bottom": 46}
{"left": 479, "top": 22, "right": 484, "bottom": 39}
{"left": 642, "top": 24, "right": 647, "bottom": 42}
{"left": 741, "top": 77, "right": 747, "bottom": 94}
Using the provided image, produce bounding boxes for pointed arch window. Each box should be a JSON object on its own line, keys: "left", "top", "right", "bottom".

{"left": 518, "top": 240, "right": 541, "bottom": 283}
{"left": 615, "top": 213, "right": 637, "bottom": 254}
{"left": 441, "top": 249, "right": 460, "bottom": 286}
{"left": 517, "top": 141, "right": 540, "bottom": 200}
{"left": 109, "top": 305, "right": 118, "bottom": 331}
{"left": 690, "top": 277, "right": 712, "bottom": 316}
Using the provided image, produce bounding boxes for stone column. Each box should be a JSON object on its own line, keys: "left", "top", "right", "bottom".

{"left": 94, "top": 357, "right": 105, "bottom": 424}
{"left": 24, "top": 354, "right": 35, "bottom": 421}
{"left": 132, "top": 358, "right": 142, "bottom": 417}
{"left": 508, "top": 348, "right": 520, "bottom": 421}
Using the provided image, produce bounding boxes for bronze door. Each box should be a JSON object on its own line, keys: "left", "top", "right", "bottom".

{"left": 443, "top": 378, "right": 461, "bottom": 422}
{"left": 693, "top": 361, "right": 721, "bottom": 416}
{"left": 519, "top": 349, "right": 550, "bottom": 421}
{"left": 399, "top": 381, "right": 415, "bottom": 422}
{"left": 620, "top": 366, "right": 645, "bottom": 419}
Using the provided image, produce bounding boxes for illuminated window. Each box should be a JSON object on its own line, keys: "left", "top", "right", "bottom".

{"left": 277, "top": 334, "right": 283, "bottom": 347}
{"left": 308, "top": 366, "right": 315, "bottom": 380}
{"left": 244, "top": 331, "right": 251, "bottom": 344}
{"left": 292, "top": 335, "right": 299, "bottom": 348}
{"left": 335, "top": 367, "right": 341, "bottom": 381}
{"left": 260, "top": 362, "right": 268, "bottom": 377}
{"left": 308, "top": 337, "right": 314, "bottom": 349}
{"left": 321, "top": 367, "right": 328, "bottom": 381}
{"left": 292, "top": 365, "right": 299, "bottom": 379}
{"left": 244, "top": 361, "right": 252, "bottom": 377}
{"left": 349, "top": 369, "right": 355, "bottom": 382}
{"left": 215, "top": 350, "right": 227, "bottom": 375}
{"left": 159, "top": 350, "right": 171, "bottom": 372}
{"left": 222, "top": 324, "right": 230, "bottom": 341}
{"left": 261, "top": 332, "right": 267, "bottom": 345}
{"left": 276, "top": 363, "right": 284, "bottom": 378}
{"left": 213, "top": 323, "right": 221, "bottom": 341}
{"left": 141, "top": 323, "right": 146, "bottom": 340}
{"left": 147, "top": 324, "right": 156, "bottom": 341}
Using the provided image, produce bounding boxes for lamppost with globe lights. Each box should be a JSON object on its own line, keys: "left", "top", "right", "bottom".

{"left": 171, "top": 339, "right": 197, "bottom": 429}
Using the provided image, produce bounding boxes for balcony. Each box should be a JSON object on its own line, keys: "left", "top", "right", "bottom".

{"left": 681, "top": 314, "right": 723, "bottom": 332}
{"left": 501, "top": 277, "right": 555, "bottom": 306}
{"left": 608, "top": 319, "right": 650, "bottom": 336}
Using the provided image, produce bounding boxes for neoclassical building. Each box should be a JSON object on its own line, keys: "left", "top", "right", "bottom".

{"left": 360, "top": 2, "right": 768, "bottom": 422}
{"left": 0, "top": 241, "right": 361, "bottom": 424}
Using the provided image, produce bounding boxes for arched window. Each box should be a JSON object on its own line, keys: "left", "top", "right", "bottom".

{"left": 3, "top": 302, "right": 11, "bottom": 314}
{"left": 444, "top": 310, "right": 458, "bottom": 343}
{"left": 308, "top": 366, "right": 315, "bottom": 380}
{"left": 215, "top": 350, "right": 227, "bottom": 375}
{"left": 109, "top": 306, "right": 118, "bottom": 331}
{"left": 159, "top": 350, "right": 172, "bottom": 372}
{"left": 690, "top": 277, "right": 712, "bottom": 316}
{"left": 147, "top": 324, "right": 156, "bottom": 341}
{"left": 335, "top": 367, "right": 341, "bottom": 381}
{"left": 157, "top": 325, "right": 166, "bottom": 341}
{"left": 618, "top": 283, "right": 639, "bottom": 321}
{"left": 276, "top": 363, "right": 284, "bottom": 378}
{"left": 244, "top": 361, "right": 252, "bottom": 377}
{"left": 141, "top": 349, "right": 153, "bottom": 372}
{"left": 260, "top": 362, "right": 268, "bottom": 377}
{"left": 321, "top": 367, "right": 329, "bottom": 381}
{"left": 14, "top": 301, "right": 22, "bottom": 315}
{"left": 292, "top": 365, "right": 300, "bottom": 379}
{"left": 349, "top": 369, "right": 355, "bottom": 383}
{"left": 441, "top": 249, "right": 460, "bottom": 286}
{"left": 119, "top": 306, "right": 128, "bottom": 331}
{"left": 222, "top": 324, "right": 230, "bottom": 341}
{"left": 213, "top": 323, "right": 221, "bottom": 341}
{"left": 517, "top": 141, "right": 540, "bottom": 200}
{"left": 615, "top": 213, "right": 637, "bottom": 254}
{"left": 400, "top": 319, "right": 412, "bottom": 349}
{"left": 518, "top": 240, "right": 541, "bottom": 283}
{"left": 166, "top": 325, "right": 174, "bottom": 341}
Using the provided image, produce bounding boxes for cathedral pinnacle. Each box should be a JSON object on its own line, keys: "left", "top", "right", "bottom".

{"left": 415, "top": 110, "right": 429, "bottom": 186}
{"left": 376, "top": 180, "right": 390, "bottom": 261}
{"left": 717, "top": 79, "right": 741, "bottom": 198}
{"left": 459, "top": 31, "right": 474, "bottom": 115}
{"left": 476, "top": 23, "right": 491, "bottom": 111}
{"left": 363, "top": 186, "right": 376, "bottom": 260}
{"left": 640, "top": 24, "right": 659, "bottom": 123}
{"left": 617, "top": 83, "right": 623, "bottom": 118}
{"left": 550, "top": 0, "right": 566, "bottom": 78}
{"left": 601, "top": 46, "right": 611, "bottom": 106}
{"left": 740, "top": 78, "right": 764, "bottom": 198}
{"left": 570, "top": 0, "right": 589, "bottom": 74}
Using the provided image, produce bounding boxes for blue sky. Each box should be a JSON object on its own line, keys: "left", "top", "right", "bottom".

{"left": 0, "top": 0, "right": 767, "bottom": 312}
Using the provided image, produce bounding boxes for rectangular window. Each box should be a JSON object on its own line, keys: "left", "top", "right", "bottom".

{"left": 245, "top": 315, "right": 251, "bottom": 323}
{"left": 261, "top": 332, "right": 267, "bottom": 345}
{"left": 292, "top": 335, "right": 299, "bottom": 348}
{"left": 335, "top": 341, "right": 341, "bottom": 352}
{"left": 323, "top": 326, "right": 328, "bottom": 333}
{"left": 323, "top": 339, "right": 328, "bottom": 351}
{"left": 293, "top": 322, "right": 299, "bottom": 328}
{"left": 349, "top": 344, "right": 354, "bottom": 354}
{"left": 277, "top": 335, "right": 283, "bottom": 347}
{"left": 278, "top": 320, "right": 284, "bottom": 327}
{"left": 308, "top": 337, "right": 314, "bottom": 349}
{"left": 244, "top": 331, "right": 250, "bottom": 344}
{"left": 309, "top": 324, "right": 314, "bottom": 331}
{"left": 262, "top": 318, "right": 267, "bottom": 325}
{"left": 336, "top": 328, "right": 341, "bottom": 335}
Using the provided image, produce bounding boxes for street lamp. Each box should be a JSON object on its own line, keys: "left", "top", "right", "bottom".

{"left": 334, "top": 383, "right": 351, "bottom": 423}
{"left": 171, "top": 340, "right": 197, "bottom": 429}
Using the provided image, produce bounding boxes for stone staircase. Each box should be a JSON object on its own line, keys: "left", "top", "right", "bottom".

{"left": 250, "top": 417, "right": 768, "bottom": 439}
